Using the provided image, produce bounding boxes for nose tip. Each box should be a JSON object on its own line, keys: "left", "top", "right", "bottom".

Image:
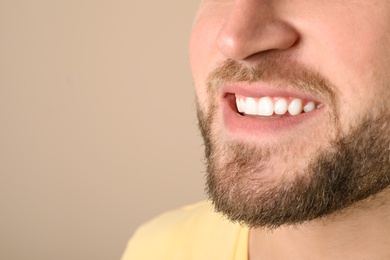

{"left": 216, "top": 5, "right": 299, "bottom": 61}
{"left": 217, "top": 31, "right": 248, "bottom": 61}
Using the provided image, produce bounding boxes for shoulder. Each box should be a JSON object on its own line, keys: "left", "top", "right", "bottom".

{"left": 121, "top": 201, "right": 248, "bottom": 260}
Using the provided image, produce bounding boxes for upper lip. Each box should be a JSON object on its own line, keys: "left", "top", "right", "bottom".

{"left": 222, "top": 82, "right": 324, "bottom": 104}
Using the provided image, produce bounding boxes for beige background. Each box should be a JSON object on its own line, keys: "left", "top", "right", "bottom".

{"left": 0, "top": 1, "right": 205, "bottom": 259}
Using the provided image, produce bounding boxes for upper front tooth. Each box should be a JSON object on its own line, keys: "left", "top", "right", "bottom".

{"left": 245, "top": 97, "right": 257, "bottom": 115}
{"left": 274, "top": 98, "right": 288, "bottom": 115}
{"left": 288, "top": 98, "right": 303, "bottom": 115}
{"left": 257, "top": 97, "right": 274, "bottom": 116}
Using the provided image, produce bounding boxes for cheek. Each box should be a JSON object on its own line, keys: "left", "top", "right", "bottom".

{"left": 294, "top": 1, "right": 390, "bottom": 118}
{"left": 305, "top": 22, "right": 390, "bottom": 119}
{"left": 330, "top": 36, "right": 390, "bottom": 112}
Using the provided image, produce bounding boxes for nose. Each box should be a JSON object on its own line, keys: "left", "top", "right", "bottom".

{"left": 216, "top": 0, "right": 299, "bottom": 61}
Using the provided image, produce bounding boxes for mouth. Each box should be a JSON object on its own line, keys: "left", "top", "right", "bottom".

{"left": 235, "top": 95, "right": 323, "bottom": 117}
{"left": 221, "top": 85, "right": 326, "bottom": 137}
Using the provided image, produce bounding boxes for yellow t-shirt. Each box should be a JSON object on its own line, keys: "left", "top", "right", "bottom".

{"left": 121, "top": 201, "right": 249, "bottom": 260}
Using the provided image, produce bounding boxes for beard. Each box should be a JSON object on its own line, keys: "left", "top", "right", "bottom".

{"left": 197, "top": 58, "right": 390, "bottom": 229}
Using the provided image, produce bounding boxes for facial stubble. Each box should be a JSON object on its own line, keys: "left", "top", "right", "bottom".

{"left": 197, "top": 59, "right": 390, "bottom": 229}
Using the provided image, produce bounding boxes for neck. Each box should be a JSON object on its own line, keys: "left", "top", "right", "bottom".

{"left": 249, "top": 189, "right": 390, "bottom": 260}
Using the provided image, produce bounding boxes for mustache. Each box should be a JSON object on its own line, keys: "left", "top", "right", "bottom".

{"left": 206, "top": 58, "right": 337, "bottom": 105}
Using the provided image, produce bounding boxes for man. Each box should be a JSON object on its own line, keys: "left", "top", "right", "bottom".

{"left": 122, "top": 1, "right": 390, "bottom": 259}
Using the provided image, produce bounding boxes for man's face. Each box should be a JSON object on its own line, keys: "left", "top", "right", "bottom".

{"left": 190, "top": 0, "right": 390, "bottom": 228}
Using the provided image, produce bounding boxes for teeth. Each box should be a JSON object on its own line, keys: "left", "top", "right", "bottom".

{"left": 236, "top": 98, "right": 243, "bottom": 113}
{"left": 288, "top": 98, "right": 303, "bottom": 116}
{"left": 304, "top": 101, "right": 315, "bottom": 113}
{"left": 236, "top": 95, "right": 322, "bottom": 117}
{"left": 274, "top": 98, "right": 288, "bottom": 115}
{"left": 258, "top": 97, "right": 274, "bottom": 116}
{"left": 245, "top": 97, "right": 257, "bottom": 115}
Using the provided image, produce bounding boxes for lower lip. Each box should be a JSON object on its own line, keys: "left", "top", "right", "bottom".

{"left": 222, "top": 94, "right": 323, "bottom": 137}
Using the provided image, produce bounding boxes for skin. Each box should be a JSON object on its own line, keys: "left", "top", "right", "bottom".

{"left": 190, "top": 0, "right": 390, "bottom": 259}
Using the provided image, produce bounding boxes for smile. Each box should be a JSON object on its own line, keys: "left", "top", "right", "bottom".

{"left": 221, "top": 86, "right": 326, "bottom": 137}
{"left": 236, "top": 95, "right": 323, "bottom": 117}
